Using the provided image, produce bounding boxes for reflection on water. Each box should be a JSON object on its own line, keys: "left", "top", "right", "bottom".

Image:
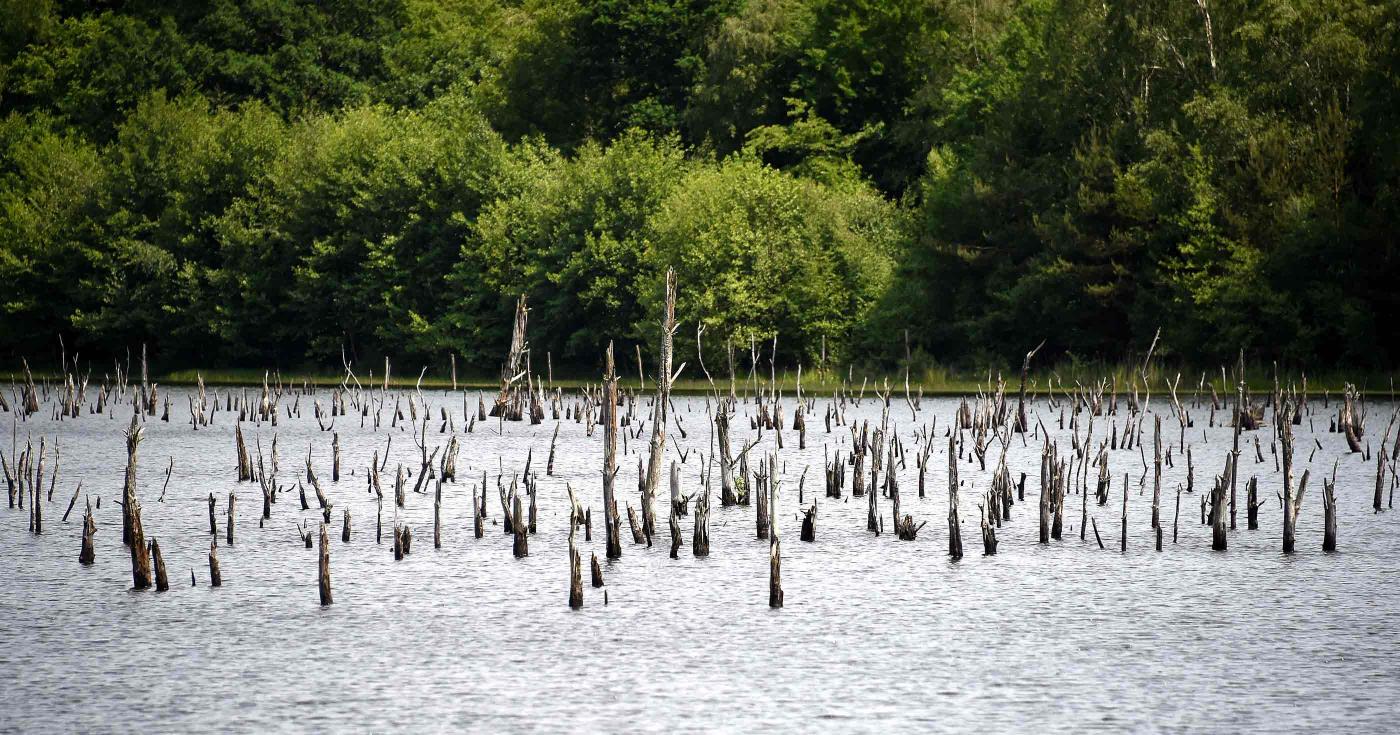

{"left": 1, "top": 388, "right": 1397, "bottom": 733}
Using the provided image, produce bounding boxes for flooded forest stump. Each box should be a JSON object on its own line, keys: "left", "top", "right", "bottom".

{"left": 123, "top": 417, "right": 152, "bottom": 589}
{"left": 150, "top": 538, "right": 169, "bottom": 592}
{"left": 319, "top": 522, "right": 333, "bottom": 606}
{"left": 603, "top": 343, "right": 622, "bottom": 560}
{"left": 768, "top": 473, "right": 783, "bottom": 608}
{"left": 209, "top": 540, "right": 222, "bottom": 587}
{"left": 79, "top": 498, "right": 96, "bottom": 565}
{"left": 591, "top": 552, "right": 604, "bottom": 588}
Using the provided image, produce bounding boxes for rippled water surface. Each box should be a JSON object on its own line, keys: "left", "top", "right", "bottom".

{"left": 2, "top": 387, "right": 1398, "bottom": 733}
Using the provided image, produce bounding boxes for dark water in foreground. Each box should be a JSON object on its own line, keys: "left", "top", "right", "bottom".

{"left": 1, "top": 388, "right": 1397, "bottom": 733}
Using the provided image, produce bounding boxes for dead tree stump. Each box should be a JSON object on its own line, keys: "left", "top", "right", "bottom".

{"left": 591, "top": 552, "right": 604, "bottom": 587}
{"left": 79, "top": 498, "right": 96, "bottom": 565}
{"left": 209, "top": 540, "right": 222, "bottom": 587}
{"left": 319, "top": 523, "right": 333, "bottom": 606}
{"left": 123, "top": 418, "right": 152, "bottom": 589}
{"left": 603, "top": 343, "right": 623, "bottom": 559}
{"left": 150, "top": 538, "right": 169, "bottom": 592}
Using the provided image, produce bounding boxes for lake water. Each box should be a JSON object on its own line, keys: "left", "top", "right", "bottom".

{"left": 1, "top": 386, "right": 1397, "bottom": 733}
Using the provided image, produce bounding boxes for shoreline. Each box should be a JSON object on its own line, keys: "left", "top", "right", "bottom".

{"left": 3, "top": 366, "right": 1397, "bottom": 398}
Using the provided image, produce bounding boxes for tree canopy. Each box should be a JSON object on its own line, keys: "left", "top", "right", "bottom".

{"left": 2, "top": 0, "right": 1397, "bottom": 372}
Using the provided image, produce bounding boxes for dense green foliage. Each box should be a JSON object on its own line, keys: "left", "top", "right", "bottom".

{"left": 2, "top": 0, "right": 1397, "bottom": 372}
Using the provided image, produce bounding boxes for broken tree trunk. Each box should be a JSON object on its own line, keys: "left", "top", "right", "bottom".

{"left": 123, "top": 417, "right": 152, "bottom": 589}
{"left": 668, "top": 505, "right": 681, "bottom": 559}
{"left": 1152, "top": 416, "right": 1162, "bottom": 530}
{"left": 319, "top": 522, "right": 333, "bottom": 606}
{"left": 209, "top": 540, "right": 222, "bottom": 587}
{"left": 980, "top": 498, "right": 998, "bottom": 555}
{"left": 226, "top": 491, "right": 235, "bottom": 546}
{"left": 513, "top": 494, "right": 529, "bottom": 557}
{"left": 693, "top": 460, "right": 710, "bottom": 557}
{"left": 79, "top": 498, "right": 96, "bottom": 565}
{"left": 643, "top": 268, "right": 679, "bottom": 541}
{"left": 1015, "top": 340, "right": 1044, "bottom": 433}
{"left": 150, "top": 538, "right": 169, "bottom": 592}
{"left": 1322, "top": 464, "right": 1338, "bottom": 552}
{"left": 603, "top": 343, "right": 622, "bottom": 560}
{"left": 800, "top": 503, "right": 816, "bottom": 542}
{"left": 492, "top": 295, "right": 529, "bottom": 420}
{"left": 591, "top": 552, "right": 604, "bottom": 587}
{"left": 235, "top": 424, "right": 252, "bottom": 482}
{"left": 569, "top": 513, "right": 584, "bottom": 609}
{"left": 948, "top": 435, "right": 963, "bottom": 560}
{"left": 1375, "top": 447, "right": 1387, "bottom": 513}
{"left": 434, "top": 480, "right": 442, "bottom": 549}
{"left": 1211, "top": 459, "right": 1229, "bottom": 551}
{"left": 717, "top": 408, "right": 737, "bottom": 506}
{"left": 769, "top": 471, "right": 783, "bottom": 608}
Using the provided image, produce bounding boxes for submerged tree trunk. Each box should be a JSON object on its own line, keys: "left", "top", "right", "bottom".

{"left": 603, "top": 342, "right": 622, "bottom": 560}
{"left": 123, "top": 417, "right": 152, "bottom": 589}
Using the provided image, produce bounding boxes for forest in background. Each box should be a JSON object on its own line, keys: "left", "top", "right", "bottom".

{"left": 1, "top": 0, "right": 1398, "bottom": 375}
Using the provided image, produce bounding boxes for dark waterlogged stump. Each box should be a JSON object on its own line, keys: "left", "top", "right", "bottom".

{"left": 800, "top": 503, "right": 816, "bottom": 542}
{"left": 591, "top": 552, "right": 604, "bottom": 588}
{"left": 668, "top": 508, "right": 681, "bottom": 559}
{"left": 319, "top": 523, "right": 333, "bottom": 606}
{"left": 569, "top": 523, "right": 583, "bottom": 610}
{"left": 473, "top": 483, "right": 483, "bottom": 539}
{"left": 626, "top": 504, "right": 644, "bottom": 546}
{"left": 79, "top": 498, "right": 96, "bottom": 565}
{"left": 948, "top": 436, "right": 963, "bottom": 560}
{"left": 768, "top": 476, "right": 783, "bottom": 609}
{"left": 603, "top": 343, "right": 623, "bottom": 560}
{"left": 209, "top": 540, "right": 222, "bottom": 587}
{"left": 123, "top": 418, "right": 153, "bottom": 589}
{"left": 513, "top": 495, "right": 529, "bottom": 558}
{"left": 226, "top": 491, "right": 236, "bottom": 547}
{"left": 693, "top": 482, "right": 710, "bottom": 557}
{"left": 980, "top": 499, "right": 997, "bottom": 555}
{"left": 150, "top": 538, "right": 169, "bottom": 592}
{"left": 1322, "top": 466, "right": 1338, "bottom": 552}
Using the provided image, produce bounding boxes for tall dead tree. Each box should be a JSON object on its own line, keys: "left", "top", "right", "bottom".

{"left": 643, "top": 268, "right": 681, "bottom": 543}
{"left": 1375, "top": 443, "right": 1388, "bottom": 513}
{"left": 768, "top": 467, "right": 783, "bottom": 608}
{"left": 491, "top": 295, "right": 529, "bottom": 420}
{"left": 603, "top": 342, "right": 622, "bottom": 559}
{"left": 1014, "top": 340, "right": 1044, "bottom": 433}
{"left": 948, "top": 435, "right": 963, "bottom": 560}
{"left": 1151, "top": 416, "right": 1162, "bottom": 530}
{"left": 1278, "top": 399, "right": 1306, "bottom": 553}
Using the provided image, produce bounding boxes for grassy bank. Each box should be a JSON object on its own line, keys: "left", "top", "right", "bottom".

{"left": 4, "top": 363, "right": 1399, "bottom": 397}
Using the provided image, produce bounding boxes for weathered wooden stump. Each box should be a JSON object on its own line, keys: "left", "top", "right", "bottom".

{"left": 319, "top": 522, "right": 333, "bottom": 606}
{"left": 209, "top": 540, "right": 222, "bottom": 587}
{"left": 150, "top": 538, "right": 169, "bottom": 592}
{"left": 590, "top": 552, "right": 604, "bottom": 588}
